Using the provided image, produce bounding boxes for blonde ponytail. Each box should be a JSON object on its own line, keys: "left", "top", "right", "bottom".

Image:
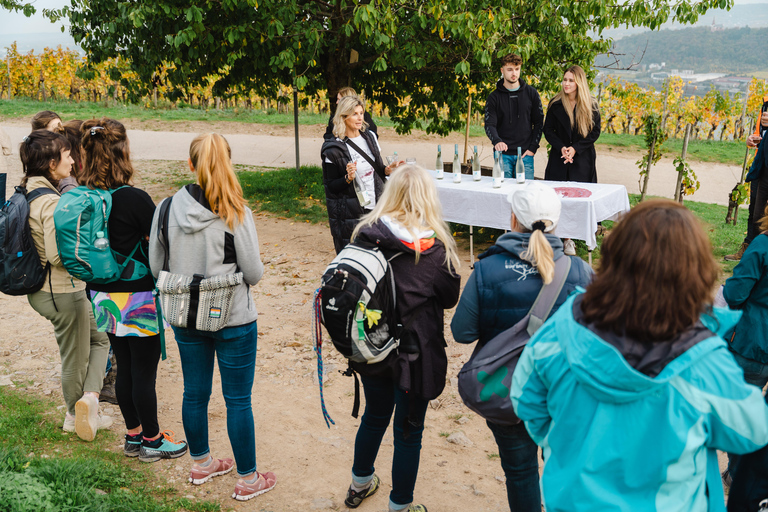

{"left": 189, "top": 133, "right": 246, "bottom": 231}
{"left": 520, "top": 230, "right": 555, "bottom": 284}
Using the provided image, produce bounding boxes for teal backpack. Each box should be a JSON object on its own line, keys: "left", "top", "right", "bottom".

{"left": 53, "top": 186, "right": 150, "bottom": 284}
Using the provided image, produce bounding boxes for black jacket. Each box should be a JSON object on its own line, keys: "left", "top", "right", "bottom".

{"left": 323, "top": 111, "right": 377, "bottom": 141}
{"left": 320, "top": 130, "right": 386, "bottom": 253}
{"left": 543, "top": 99, "right": 601, "bottom": 183}
{"left": 484, "top": 78, "right": 544, "bottom": 156}
{"left": 355, "top": 220, "right": 461, "bottom": 400}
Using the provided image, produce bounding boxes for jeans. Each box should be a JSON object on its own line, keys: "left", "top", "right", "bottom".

{"left": 486, "top": 420, "right": 541, "bottom": 512}
{"left": 173, "top": 320, "right": 258, "bottom": 476}
{"left": 108, "top": 333, "right": 161, "bottom": 437}
{"left": 502, "top": 154, "right": 535, "bottom": 180}
{"left": 352, "top": 374, "right": 430, "bottom": 508}
{"left": 727, "top": 351, "right": 768, "bottom": 476}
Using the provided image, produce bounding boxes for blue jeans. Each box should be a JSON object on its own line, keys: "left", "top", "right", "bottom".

{"left": 173, "top": 320, "right": 258, "bottom": 476}
{"left": 502, "top": 154, "right": 535, "bottom": 180}
{"left": 727, "top": 351, "right": 768, "bottom": 477}
{"left": 352, "top": 374, "right": 430, "bottom": 508}
{"left": 486, "top": 420, "right": 541, "bottom": 512}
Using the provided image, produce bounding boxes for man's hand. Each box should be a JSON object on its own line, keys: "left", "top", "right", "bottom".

{"left": 747, "top": 133, "right": 763, "bottom": 148}
{"left": 523, "top": 150, "right": 534, "bottom": 158}
{"left": 494, "top": 142, "right": 508, "bottom": 152}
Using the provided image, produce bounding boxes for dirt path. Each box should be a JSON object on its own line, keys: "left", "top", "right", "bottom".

{"left": 0, "top": 156, "right": 514, "bottom": 512}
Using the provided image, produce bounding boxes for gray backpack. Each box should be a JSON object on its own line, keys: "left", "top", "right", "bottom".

{"left": 458, "top": 256, "right": 571, "bottom": 426}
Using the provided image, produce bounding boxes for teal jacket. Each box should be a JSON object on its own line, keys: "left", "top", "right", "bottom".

{"left": 511, "top": 293, "right": 768, "bottom": 512}
{"left": 724, "top": 233, "right": 768, "bottom": 363}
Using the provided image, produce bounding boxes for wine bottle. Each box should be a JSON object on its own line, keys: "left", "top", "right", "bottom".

{"left": 516, "top": 147, "right": 525, "bottom": 184}
{"left": 436, "top": 145, "right": 444, "bottom": 179}
{"left": 351, "top": 162, "right": 371, "bottom": 207}
{"left": 452, "top": 144, "right": 462, "bottom": 183}
{"left": 492, "top": 151, "right": 502, "bottom": 188}
{"left": 472, "top": 145, "right": 481, "bottom": 181}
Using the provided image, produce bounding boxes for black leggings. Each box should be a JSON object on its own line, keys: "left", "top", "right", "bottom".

{"left": 108, "top": 333, "right": 161, "bottom": 438}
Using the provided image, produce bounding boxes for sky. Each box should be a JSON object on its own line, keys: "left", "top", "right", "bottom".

{"left": 0, "top": 0, "right": 766, "bottom": 36}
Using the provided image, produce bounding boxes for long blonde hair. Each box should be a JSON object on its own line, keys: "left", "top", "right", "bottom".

{"left": 549, "top": 65, "right": 596, "bottom": 138}
{"left": 332, "top": 96, "right": 368, "bottom": 139}
{"left": 352, "top": 164, "right": 459, "bottom": 269}
{"left": 189, "top": 133, "right": 246, "bottom": 230}
{"left": 520, "top": 228, "right": 555, "bottom": 284}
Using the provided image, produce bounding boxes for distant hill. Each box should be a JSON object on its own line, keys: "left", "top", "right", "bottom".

{"left": 595, "top": 26, "right": 768, "bottom": 74}
{"left": 0, "top": 33, "right": 81, "bottom": 58}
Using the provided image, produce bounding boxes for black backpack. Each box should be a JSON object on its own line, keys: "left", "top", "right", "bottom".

{"left": 0, "top": 186, "right": 58, "bottom": 295}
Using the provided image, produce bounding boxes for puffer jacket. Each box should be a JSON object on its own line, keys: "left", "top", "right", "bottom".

{"left": 321, "top": 130, "right": 386, "bottom": 253}
{"left": 451, "top": 231, "right": 592, "bottom": 345}
{"left": 511, "top": 293, "right": 768, "bottom": 512}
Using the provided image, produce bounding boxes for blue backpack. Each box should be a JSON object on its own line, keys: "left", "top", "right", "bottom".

{"left": 53, "top": 186, "right": 150, "bottom": 284}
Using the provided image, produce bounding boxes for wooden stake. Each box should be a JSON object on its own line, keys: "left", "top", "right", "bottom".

{"left": 640, "top": 134, "right": 655, "bottom": 202}
{"left": 675, "top": 124, "right": 691, "bottom": 202}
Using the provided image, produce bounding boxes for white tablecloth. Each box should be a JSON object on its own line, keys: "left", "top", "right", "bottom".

{"left": 430, "top": 171, "right": 631, "bottom": 249}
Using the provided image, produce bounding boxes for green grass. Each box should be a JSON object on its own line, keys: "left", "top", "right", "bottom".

{"left": 598, "top": 133, "right": 747, "bottom": 166}
{"left": 0, "top": 387, "right": 220, "bottom": 512}
{"left": 238, "top": 165, "right": 327, "bottom": 223}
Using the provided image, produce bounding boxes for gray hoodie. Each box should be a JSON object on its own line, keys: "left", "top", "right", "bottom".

{"left": 149, "top": 185, "right": 264, "bottom": 327}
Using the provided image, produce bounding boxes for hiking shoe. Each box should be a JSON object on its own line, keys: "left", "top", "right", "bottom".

{"left": 345, "top": 474, "right": 380, "bottom": 508}
{"left": 74, "top": 394, "right": 112, "bottom": 441}
{"left": 595, "top": 224, "right": 608, "bottom": 237}
{"left": 99, "top": 369, "right": 118, "bottom": 405}
{"left": 563, "top": 238, "right": 576, "bottom": 256}
{"left": 138, "top": 430, "right": 188, "bottom": 463}
{"left": 390, "top": 505, "right": 428, "bottom": 512}
{"left": 725, "top": 242, "right": 749, "bottom": 261}
{"left": 124, "top": 433, "right": 142, "bottom": 457}
{"left": 189, "top": 457, "right": 235, "bottom": 485}
{"left": 232, "top": 471, "right": 277, "bottom": 501}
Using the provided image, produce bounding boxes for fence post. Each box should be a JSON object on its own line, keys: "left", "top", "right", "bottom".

{"left": 463, "top": 95, "right": 472, "bottom": 164}
{"left": 675, "top": 124, "right": 692, "bottom": 202}
{"left": 640, "top": 135, "right": 655, "bottom": 202}
{"left": 6, "top": 53, "right": 10, "bottom": 100}
{"left": 293, "top": 85, "right": 300, "bottom": 171}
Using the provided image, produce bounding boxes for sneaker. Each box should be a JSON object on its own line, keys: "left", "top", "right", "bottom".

{"left": 138, "top": 430, "right": 188, "bottom": 463}
{"left": 232, "top": 471, "right": 277, "bottom": 501}
{"left": 390, "top": 505, "right": 428, "bottom": 512}
{"left": 563, "top": 238, "right": 576, "bottom": 256}
{"left": 189, "top": 457, "right": 235, "bottom": 485}
{"left": 63, "top": 413, "right": 75, "bottom": 432}
{"left": 725, "top": 242, "right": 749, "bottom": 261}
{"left": 124, "top": 433, "right": 142, "bottom": 457}
{"left": 345, "top": 474, "right": 380, "bottom": 508}
{"left": 74, "top": 394, "right": 112, "bottom": 441}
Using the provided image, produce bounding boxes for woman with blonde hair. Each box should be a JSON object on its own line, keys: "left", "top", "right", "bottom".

{"left": 79, "top": 118, "right": 187, "bottom": 457}
{"left": 321, "top": 95, "right": 402, "bottom": 253}
{"left": 543, "top": 64, "right": 601, "bottom": 255}
{"left": 323, "top": 87, "right": 378, "bottom": 140}
{"left": 341, "top": 164, "right": 461, "bottom": 512}
{"left": 451, "top": 182, "right": 592, "bottom": 512}
{"left": 149, "top": 133, "right": 273, "bottom": 502}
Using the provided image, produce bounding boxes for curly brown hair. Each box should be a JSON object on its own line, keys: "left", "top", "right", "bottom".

{"left": 31, "top": 110, "right": 63, "bottom": 133}
{"left": 500, "top": 53, "right": 522, "bottom": 67}
{"left": 79, "top": 118, "right": 134, "bottom": 190}
{"left": 580, "top": 199, "right": 719, "bottom": 343}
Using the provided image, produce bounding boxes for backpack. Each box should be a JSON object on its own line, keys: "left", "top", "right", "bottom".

{"left": 313, "top": 241, "right": 420, "bottom": 427}
{"left": 0, "top": 186, "right": 58, "bottom": 295}
{"left": 53, "top": 186, "right": 150, "bottom": 284}
{"left": 458, "top": 256, "right": 571, "bottom": 426}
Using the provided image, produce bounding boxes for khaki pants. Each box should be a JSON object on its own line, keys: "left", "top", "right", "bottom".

{"left": 28, "top": 289, "right": 110, "bottom": 415}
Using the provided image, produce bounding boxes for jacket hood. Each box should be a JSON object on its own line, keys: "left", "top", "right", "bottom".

{"left": 320, "top": 138, "right": 348, "bottom": 161}
{"left": 170, "top": 184, "right": 221, "bottom": 235}
{"left": 495, "top": 77, "right": 528, "bottom": 93}
{"left": 553, "top": 293, "right": 742, "bottom": 404}
{"left": 479, "top": 231, "right": 564, "bottom": 261}
{"left": 356, "top": 219, "right": 443, "bottom": 256}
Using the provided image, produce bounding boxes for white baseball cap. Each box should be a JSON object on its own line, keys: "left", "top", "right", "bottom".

{"left": 507, "top": 182, "right": 561, "bottom": 233}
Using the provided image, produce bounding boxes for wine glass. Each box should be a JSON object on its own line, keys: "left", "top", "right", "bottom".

{"left": 386, "top": 155, "right": 396, "bottom": 165}
{"left": 406, "top": 158, "right": 416, "bottom": 165}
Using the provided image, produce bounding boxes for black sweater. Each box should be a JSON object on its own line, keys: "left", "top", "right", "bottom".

{"left": 484, "top": 78, "right": 544, "bottom": 156}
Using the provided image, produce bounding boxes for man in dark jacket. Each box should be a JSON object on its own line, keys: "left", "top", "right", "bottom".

{"left": 484, "top": 53, "right": 544, "bottom": 180}
{"left": 725, "top": 100, "right": 768, "bottom": 261}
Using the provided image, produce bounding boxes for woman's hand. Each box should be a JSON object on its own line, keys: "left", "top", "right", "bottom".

{"left": 345, "top": 162, "right": 357, "bottom": 183}
{"left": 385, "top": 159, "right": 406, "bottom": 175}
{"left": 561, "top": 146, "right": 575, "bottom": 164}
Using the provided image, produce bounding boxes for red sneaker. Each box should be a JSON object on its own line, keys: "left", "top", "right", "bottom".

{"left": 189, "top": 457, "right": 234, "bottom": 485}
{"left": 232, "top": 471, "right": 277, "bottom": 501}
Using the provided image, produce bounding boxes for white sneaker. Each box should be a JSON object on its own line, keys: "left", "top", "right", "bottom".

{"left": 564, "top": 239, "right": 576, "bottom": 256}
{"left": 64, "top": 412, "right": 111, "bottom": 433}
{"left": 74, "top": 394, "right": 112, "bottom": 441}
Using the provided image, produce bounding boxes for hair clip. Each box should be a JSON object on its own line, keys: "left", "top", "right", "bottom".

{"left": 90, "top": 127, "right": 105, "bottom": 136}
{"left": 22, "top": 136, "right": 29, "bottom": 143}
